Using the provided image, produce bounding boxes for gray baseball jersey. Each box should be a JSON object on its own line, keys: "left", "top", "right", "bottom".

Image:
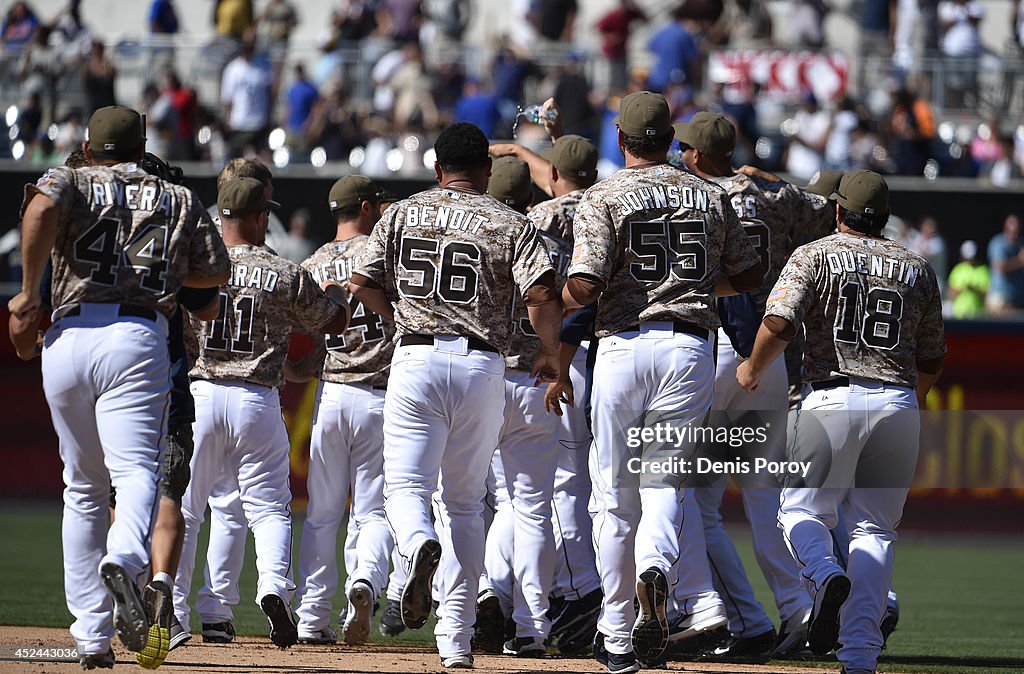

{"left": 711, "top": 173, "right": 833, "bottom": 316}
{"left": 24, "top": 163, "right": 228, "bottom": 317}
{"left": 302, "top": 236, "right": 396, "bottom": 388}
{"left": 356, "top": 187, "right": 554, "bottom": 352}
{"left": 506, "top": 230, "right": 572, "bottom": 371}
{"left": 568, "top": 164, "right": 760, "bottom": 337}
{"left": 766, "top": 232, "right": 946, "bottom": 388}
{"left": 528, "top": 189, "right": 585, "bottom": 246}
{"left": 189, "top": 245, "right": 340, "bottom": 388}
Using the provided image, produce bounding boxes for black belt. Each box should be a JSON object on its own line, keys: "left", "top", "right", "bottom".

{"left": 372, "top": 385, "right": 388, "bottom": 391}
{"left": 400, "top": 334, "right": 498, "bottom": 354}
{"left": 618, "top": 320, "right": 710, "bottom": 341}
{"left": 62, "top": 304, "right": 158, "bottom": 321}
{"left": 810, "top": 376, "right": 850, "bottom": 391}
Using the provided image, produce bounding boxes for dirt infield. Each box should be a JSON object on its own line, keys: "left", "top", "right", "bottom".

{"left": 0, "top": 627, "right": 837, "bottom": 674}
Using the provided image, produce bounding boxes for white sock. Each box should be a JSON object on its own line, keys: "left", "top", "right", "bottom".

{"left": 152, "top": 571, "right": 174, "bottom": 588}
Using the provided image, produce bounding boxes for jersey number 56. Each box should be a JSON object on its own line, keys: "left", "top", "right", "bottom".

{"left": 397, "top": 236, "right": 481, "bottom": 304}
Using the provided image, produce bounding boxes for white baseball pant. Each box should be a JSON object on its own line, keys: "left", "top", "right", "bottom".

{"left": 296, "top": 381, "right": 393, "bottom": 634}
{"left": 671, "top": 489, "right": 727, "bottom": 622}
{"left": 195, "top": 476, "right": 246, "bottom": 625}
{"left": 382, "top": 338, "right": 505, "bottom": 658}
{"left": 779, "top": 379, "right": 919, "bottom": 672}
{"left": 589, "top": 323, "right": 715, "bottom": 655}
{"left": 481, "top": 452, "right": 514, "bottom": 617}
{"left": 551, "top": 343, "right": 601, "bottom": 600}
{"left": 174, "top": 380, "right": 296, "bottom": 629}
{"left": 42, "top": 306, "right": 169, "bottom": 654}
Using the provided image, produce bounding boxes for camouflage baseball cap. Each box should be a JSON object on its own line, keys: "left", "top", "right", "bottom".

{"left": 540, "top": 134, "right": 598, "bottom": 182}
{"left": 88, "top": 105, "right": 145, "bottom": 154}
{"left": 329, "top": 175, "right": 382, "bottom": 211}
{"left": 832, "top": 170, "right": 889, "bottom": 217}
{"left": 806, "top": 170, "right": 844, "bottom": 198}
{"left": 487, "top": 156, "right": 532, "bottom": 211}
{"left": 614, "top": 91, "right": 672, "bottom": 138}
{"left": 219, "top": 177, "right": 281, "bottom": 217}
{"left": 673, "top": 112, "right": 735, "bottom": 159}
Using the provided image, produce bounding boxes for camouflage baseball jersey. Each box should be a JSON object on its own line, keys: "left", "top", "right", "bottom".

{"left": 302, "top": 236, "right": 396, "bottom": 388}
{"left": 356, "top": 187, "right": 554, "bottom": 352}
{"left": 766, "top": 232, "right": 946, "bottom": 388}
{"left": 568, "top": 164, "right": 760, "bottom": 337}
{"left": 528, "top": 189, "right": 585, "bottom": 246}
{"left": 506, "top": 230, "right": 572, "bottom": 370}
{"left": 189, "top": 245, "right": 341, "bottom": 388}
{"left": 23, "top": 163, "right": 228, "bottom": 318}
{"left": 711, "top": 173, "right": 833, "bottom": 317}
{"left": 794, "top": 190, "right": 837, "bottom": 247}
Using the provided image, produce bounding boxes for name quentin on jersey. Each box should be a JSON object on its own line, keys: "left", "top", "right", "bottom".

{"left": 827, "top": 251, "right": 922, "bottom": 287}
{"left": 614, "top": 184, "right": 710, "bottom": 215}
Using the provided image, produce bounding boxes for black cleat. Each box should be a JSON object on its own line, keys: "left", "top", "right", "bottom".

{"left": 201, "top": 621, "right": 235, "bottom": 643}
{"left": 710, "top": 628, "right": 776, "bottom": 659}
{"left": 549, "top": 588, "right": 602, "bottom": 656}
{"left": 99, "top": 562, "right": 149, "bottom": 653}
{"left": 379, "top": 599, "right": 406, "bottom": 637}
{"left": 808, "top": 573, "right": 851, "bottom": 656}
{"left": 880, "top": 605, "right": 899, "bottom": 648}
{"left": 79, "top": 647, "right": 115, "bottom": 669}
{"left": 260, "top": 594, "right": 298, "bottom": 648}
{"left": 472, "top": 590, "right": 505, "bottom": 653}
{"left": 630, "top": 567, "right": 669, "bottom": 660}
{"left": 400, "top": 539, "right": 442, "bottom": 630}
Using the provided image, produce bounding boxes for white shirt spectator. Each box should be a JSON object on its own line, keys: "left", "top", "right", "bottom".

{"left": 938, "top": 0, "right": 984, "bottom": 57}
{"left": 785, "top": 107, "right": 831, "bottom": 180}
{"left": 221, "top": 54, "right": 272, "bottom": 132}
{"left": 825, "top": 108, "right": 859, "bottom": 170}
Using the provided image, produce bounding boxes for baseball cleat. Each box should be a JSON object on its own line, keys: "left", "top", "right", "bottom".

{"left": 298, "top": 626, "right": 337, "bottom": 645}
{"left": 201, "top": 621, "right": 235, "bottom": 643}
{"left": 260, "top": 594, "right": 298, "bottom": 648}
{"left": 667, "top": 601, "right": 728, "bottom": 642}
{"left": 168, "top": 616, "right": 191, "bottom": 651}
{"left": 79, "top": 647, "right": 115, "bottom": 669}
{"left": 710, "top": 628, "right": 776, "bottom": 658}
{"left": 99, "top": 562, "right": 149, "bottom": 653}
{"left": 343, "top": 580, "right": 374, "bottom": 645}
{"left": 472, "top": 589, "right": 505, "bottom": 653}
{"left": 440, "top": 654, "right": 474, "bottom": 668}
{"left": 548, "top": 588, "right": 602, "bottom": 655}
{"left": 379, "top": 599, "right": 406, "bottom": 637}
{"left": 630, "top": 567, "right": 669, "bottom": 660}
{"left": 135, "top": 580, "right": 173, "bottom": 669}
{"left": 808, "top": 572, "right": 851, "bottom": 655}
{"left": 605, "top": 650, "right": 640, "bottom": 674}
{"left": 773, "top": 607, "right": 811, "bottom": 657}
{"left": 400, "top": 538, "right": 442, "bottom": 630}
{"left": 502, "top": 635, "right": 546, "bottom": 657}
{"left": 880, "top": 604, "right": 899, "bottom": 648}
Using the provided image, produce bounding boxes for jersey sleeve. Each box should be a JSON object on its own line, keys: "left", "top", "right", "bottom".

{"left": 915, "top": 268, "right": 948, "bottom": 362}
{"left": 290, "top": 266, "right": 344, "bottom": 333}
{"left": 764, "top": 246, "right": 817, "bottom": 327}
{"left": 567, "top": 195, "right": 614, "bottom": 282}
{"left": 187, "top": 205, "right": 231, "bottom": 280}
{"left": 354, "top": 205, "right": 393, "bottom": 286}
{"left": 794, "top": 189, "right": 836, "bottom": 243}
{"left": 511, "top": 220, "right": 555, "bottom": 292}
{"left": 719, "top": 194, "right": 760, "bottom": 276}
{"left": 21, "top": 166, "right": 76, "bottom": 219}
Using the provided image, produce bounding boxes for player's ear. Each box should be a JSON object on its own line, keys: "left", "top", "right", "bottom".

{"left": 433, "top": 161, "right": 443, "bottom": 184}
{"left": 484, "top": 155, "right": 492, "bottom": 177}
{"left": 82, "top": 141, "right": 93, "bottom": 163}
{"left": 550, "top": 164, "right": 559, "bottom": 184}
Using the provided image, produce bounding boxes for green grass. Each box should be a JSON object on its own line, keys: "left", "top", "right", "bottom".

{"left": 1, "top": 505, "right": 1022, "bottom": 672}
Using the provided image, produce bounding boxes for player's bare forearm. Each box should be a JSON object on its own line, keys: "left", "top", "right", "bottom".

{"left": 489, "top": 143, "right": 554, "bottom": 196}
{"left": 183, "top": 270, "right": 230, "bottom": 288}
{"left": 527, "top": 296, "right": 564, "bottom": 384}
{"left": 737, "top": 322, "right": 790, "bottom": 392}
{"left": 12, "top": 194, "right": 59, "bottom": 317}
{"left": 916, "top": 359, "right": 943, "bottom": 408}
{"left": 349, "top": 275, "right": 395, "bottom": 321}
{"left": 8, "top": 311, "right": 43, "bottom": 360}
{"left": 715, "top": 263, "right": 765, "bottom": 297}
{"left": 736, "top": 165, "right": 782, "bottom": 183}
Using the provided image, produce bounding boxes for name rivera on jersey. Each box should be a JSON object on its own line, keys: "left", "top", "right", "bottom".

{"left": 614, "top": 184, "right": 710, "bottom": 215}
{"left": 827, "top": 250, "right": 922, "bottom": 287}
{"left": 88, "top": 177, "right": 175, "bottom": 216}
{"left": 230, "top": 263, "right": 278, "bottom": 292}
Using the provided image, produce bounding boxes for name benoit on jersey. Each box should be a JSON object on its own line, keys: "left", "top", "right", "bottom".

{"left": 614, "top": 184, "right": 710, "bottom": 216}
{"left": 404, "top": 204, "right": 489, "bottom": 234}
{"left": 826, "top": 250, "right": 923, "bottom": 287}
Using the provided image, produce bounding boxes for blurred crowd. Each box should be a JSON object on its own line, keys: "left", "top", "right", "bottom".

{"left": 0, "top": 0, "right": 1021, "bottom": 182}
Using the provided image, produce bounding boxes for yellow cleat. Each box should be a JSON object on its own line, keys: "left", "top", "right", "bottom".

{"left": 135, "top": 580, "right": 173, "bottom": 669}
{"left": 135, "top": 622, "right": 170, "bottom": 669}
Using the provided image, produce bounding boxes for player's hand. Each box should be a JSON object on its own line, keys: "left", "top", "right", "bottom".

{"left": 9, "top": 309, "right": 43, "bottom": 360}
{"left": 541, "top": 97, "right": 565, "bottom": 140}
{"left": 8, "top": 290, "right": 42, "bottom": 319}
{"left": 530, "top": 350, "right": 561, "bottom": 386}
{"left": 736, "top": 359, "right": 760, "bottom": 393}
{"left": 489, "top": 143, "right": 521, "bottom": 158}
{"left": 735, "top": 165, "right": 781, "bottom": 183}
{"left": 544, "top": 379, "right": 574, "bottom": 416}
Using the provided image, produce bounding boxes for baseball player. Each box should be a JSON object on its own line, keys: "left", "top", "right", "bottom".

{"left": 558, "top": 92, "right": 763, "bottom": 673}
{"left": 8, "top": 105, "right": 230, "bottom": 668}
{"left": 737, "top": 170, "right": 945, "bottom": 674}
{"left": 191, "top": 159, "right": 276, "bottom": 646}
{"left": 173, "top": 177, "right": 351, "bottom": 648}
{"left": 675, "top": 112, "right": 823, "bottom": 657}
{"left": 294, "top": 175, "right": 395, "bottom": 646}
{"left": 350, "top": 122, "right": 563, "bottom": 668}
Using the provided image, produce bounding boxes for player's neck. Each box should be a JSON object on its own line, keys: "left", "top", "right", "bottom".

{"left": 440, "top": 173, "right": 484, "bottom": 193}
{"left": 334, "top": 220, "right": 369, "bottom": 241}
{"left": 623, "top": 155, "right": 665, "bottom": 170}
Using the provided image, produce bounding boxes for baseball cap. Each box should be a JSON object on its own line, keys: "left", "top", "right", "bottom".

{"left": 487, "top": 156, "right": 532, "bottom": 210}
{"left": 614, "top": 91, "right": 672, "bottom": 138}
{"left": 87, "top": 105, "right": 144, "bottom": 154}
{"left": 806, "top": 170, "right": 844, "bottom": 198}
{"left": 219, "top": 177, "right": 281, "bottom": 217}
{"left": 831, "top": 170, "right": 889, "bottom": 217}
{"left": 673, "top": 112, "right": 735, "bottom": 160}
{"left": 329, "top": 175, "right": 382, "bottom": 211}
{"left": 540, "top": 134, "right": 598, "bottom": 182}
